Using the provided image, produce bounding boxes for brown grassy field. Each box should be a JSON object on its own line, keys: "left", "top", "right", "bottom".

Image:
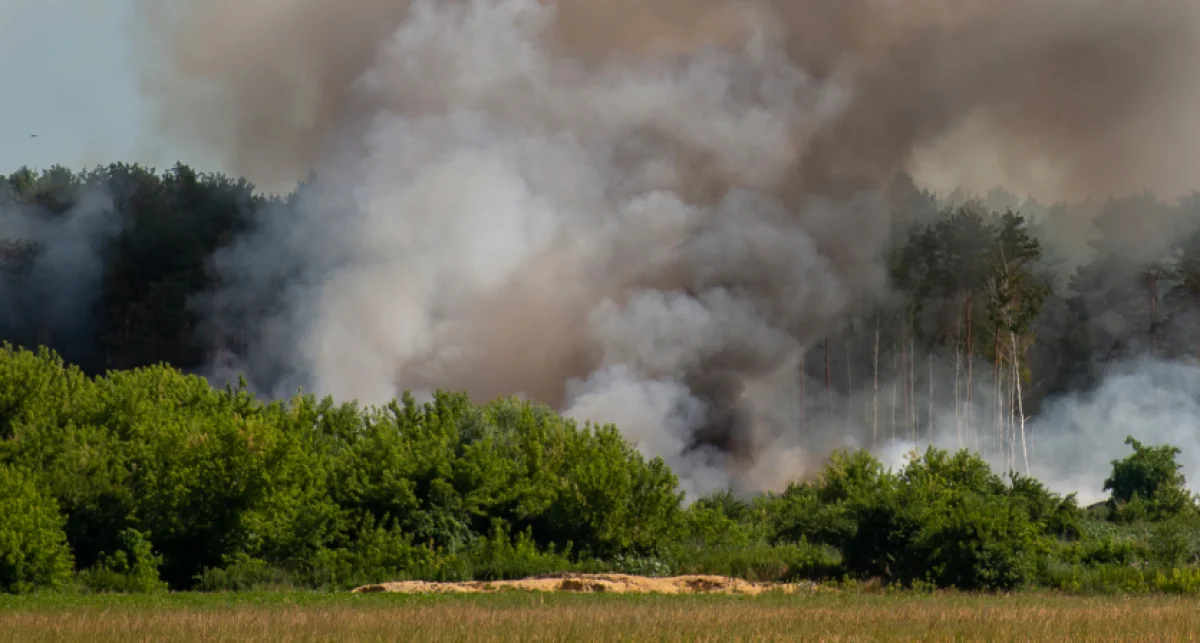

{"left": 1, "top": 591, "right": 1199, "bottom": 642}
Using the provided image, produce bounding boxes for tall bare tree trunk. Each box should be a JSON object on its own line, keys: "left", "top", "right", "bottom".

{"left": 901, "top": 325, "right": 911, "bottom": 446}
{"left": 891, "top": 334, "right": 898, "bottom": 441}
{"left": 874, "top": 315, "right": 880, "bottom": 446}
{"left": 824, "top": 336, "right": 833, "bottom": 424}
{"left": 909, "top": 331, "right": 917, "bottom": 447}
{"left": 993, "top": 328, "right": 1003, "bottom": 459}
{"left": 846, "top": 338, "right": 854, "bottom": 428}
{"left": 798, "top": 354, "right": 806, "bottom": 431}
{"left": 1011, "top": 331, "right": 1030, "bottom": 475}
{"left": 1148, "top": 270, "right": 1161, "bottom": 355}
{"left": 928, "top": 353, "right": 934, "bottom": 447}
{"left": 994, "top": 336, "right": 1003, "bottom": 462}
{"left": 964, "top": 294, "right": 974, "bottom": 449}
{"left": 791, "top": 356, "right": 799, "bottom": 432}
{"left": 1007, "top": 348, "right": 1017, "bottom": 472}
{"left": 955, "top": 317, "right": 963, "bottom": 449}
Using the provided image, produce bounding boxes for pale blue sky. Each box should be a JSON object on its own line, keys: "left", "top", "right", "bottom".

{"left": 0, "top": 0, "right": 167, "bottom": 175}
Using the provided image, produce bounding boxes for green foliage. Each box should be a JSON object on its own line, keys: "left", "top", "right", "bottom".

{"left": 0, "top": 347, "right": 685, "bottom": 591}
{"left": 1149, "top": 514, "right": 1200, "bottom": 567}
{"left": 669, "top": 542, "right": 841, "bottom": 583}
{"left": 1105, "top": 436, "right": 1195, "bottom": 521}
{"left": 2, "top": 345, "right": 1200, "bottom": 596}
{"left": 77, "top": 529, "right": 167, "bottom": 593}
{"left": 194, "top": 555, "right": 298, "bottom": 592}
{"left": 758, "top": 448, "right": 1073, "bottom": 591}
{"left": 0, "top": 464, "right": 74, "bottom": 593}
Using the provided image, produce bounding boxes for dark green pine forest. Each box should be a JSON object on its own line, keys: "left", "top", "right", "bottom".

{"left": 3, "top": 162, "right": 1200, "bottom": 595}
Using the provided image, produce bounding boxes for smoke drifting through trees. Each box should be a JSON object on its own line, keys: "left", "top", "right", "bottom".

{"left": 2, "top": 0, "right": 1199, "bottom": 499}
{"left": 120, "top": 0, "right": 1200, "bottom": 497}
{"left": 0, "top": 170, "right": 117, "bottom": 367}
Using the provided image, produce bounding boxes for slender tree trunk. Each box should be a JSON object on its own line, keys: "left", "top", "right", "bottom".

{"left": 993, "top": 328, "right": 1002, "bottom": 459}
{"left": 955, "top": 317, "right": 963, "bottom": 449}
{"left": 873, "top": 315, "right": 880, "bottom": 446}
{"left": 964, "top": 294, "right": 974, "bottom": 448}
{"left": 1148, "top": 271, "right": 1161, "bottom": 355}
{"left": 928, "top": 353, "right": 934, "bottom": 447}
{"left": 846, "top": 337, "right": 853, "bottom": 428}
{"left": 891, "top": 334, "right": 898, "bottom": 441}
{"left": 791, "top": 355, "right": 799, "bottom": 432}
{"left": 995, "top": 352, "right": 1004, "bottom": 465}
{"left": 909, "top": 331, "right": 917, "bottom": 447}
{"left": 1008, "top": 348, "right": 1017, "bottom": 472}
{"left": 902, "top": 324, "right": 911, "bottom": 446}
{"left": 798, "top": 354, "right": 806, "bottom": 431}
{"left": 824, "top": 336, "right": 833, "bottom": 424}
{"left": 1012, "top": 331, "right": 1030, "bottom": 475}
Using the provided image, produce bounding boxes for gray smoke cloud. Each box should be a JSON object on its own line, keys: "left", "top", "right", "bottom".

{"left": 0, "top": 185, "right": 117, "bottom": 363}
{"left": 873, "top": 358, "right": 1200, "bottom": 506}
{"left": 131, "top": 0, "right": 1200, "bottom": 496}
{"left": 135, "top": 0, "right": 1200, "bottom": 202}
{"left": 1027, "top": 360, "right": 1200, "bottom": 505}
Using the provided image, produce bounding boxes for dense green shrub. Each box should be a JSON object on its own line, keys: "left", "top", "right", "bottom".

{"left": 0, "top": 346, "right": 685, "bottom": 590}
{"left": 77, "top": 528, "right": 167, "bottom": 593}
{"left": 0, "top": 463, "right": 74, "bottom": 593}
{"left": 757, "top": 448, "right": 1065, "bottom": 590}
{"left": 1105, "top": 436, "right": 1196, "bottom": 522}
{"left": 4, "top": 345, "right": 1200, "bottom": 595}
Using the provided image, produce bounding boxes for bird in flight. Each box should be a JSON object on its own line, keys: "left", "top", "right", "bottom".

{"left": 29, "top": 134, "right": 37, "bottom": 138}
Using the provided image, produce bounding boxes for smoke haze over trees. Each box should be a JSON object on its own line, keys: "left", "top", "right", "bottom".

{"left": 5, "top": 0, "right": 1200, "bottom": 502}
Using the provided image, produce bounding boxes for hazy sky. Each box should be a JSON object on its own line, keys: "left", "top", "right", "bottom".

{"left": 0, "top": 0, "right": 164, "bottom": 175}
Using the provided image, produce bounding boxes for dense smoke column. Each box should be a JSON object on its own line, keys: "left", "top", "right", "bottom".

{"left": 135, "top": 0, "right": 1200, "bottom": 201}
{"left": 129, "top": 0, "right": 1200, "bottom": 496}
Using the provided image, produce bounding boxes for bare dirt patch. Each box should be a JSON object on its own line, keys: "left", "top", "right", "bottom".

{"left": 352, "top": 573, "right": 814, "bottom": 595}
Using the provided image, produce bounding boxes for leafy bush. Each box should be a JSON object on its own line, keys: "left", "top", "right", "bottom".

{"left": 767, "top": 447, "right": 1064, "bottom": 590}
{"left": 0, "top": 464, "right": 74, "bottom": 593}
{"left": 5, "top": 346, "right": 1200, "bottom": 595}
{"left": 670, "top": 541, "right": 842, "bottom": 583}
{"left": 461, "top": 522, "right": 577, "bottom": 581}
{"left": 1041, "top": 563, "right": 1152, "bottom": 595}
{"left": 1105, "top": 436, "right": 1196, "bottom": 522}
{"left": 77, "top": 529, "right": 167, "bottom": 593}
{"left": 1149, "top": 514, "right": 1200, "bottom": 567}
{"left": 194, "top": 555, "right": 298, "bottom": 592}
{"left": 1152, "top": 567, "right": 1200, "bottom": 595}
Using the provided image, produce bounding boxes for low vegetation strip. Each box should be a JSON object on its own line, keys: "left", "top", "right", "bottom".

{"left": 3, "top": 345, "right": 1200, "bottom": 596}
{"left": 352, "top": 573, "right": 812, "bottom": 595}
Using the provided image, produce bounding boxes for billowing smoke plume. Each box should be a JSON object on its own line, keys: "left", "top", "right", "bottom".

{"left": 871, "top": 359, "right": 1200, "bottom": 506}
{"left": 0, "top": 187, "right": 117, "bottom": 366}
{"left": 136, "top": 0, "right": 1200, "bottom": 201}
{"left": 131, "top": 0, "right": 1200, "bottom": 496}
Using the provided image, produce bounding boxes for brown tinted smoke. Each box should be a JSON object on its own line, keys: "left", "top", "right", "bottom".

{"left": 132, "top": 0, "right": 1200, "bottom": 496}
{"left": 136, "top": 0, "right": 1200, "bottom": 200}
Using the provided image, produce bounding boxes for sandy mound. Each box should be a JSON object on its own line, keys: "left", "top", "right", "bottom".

{"left": 353, "top": 573, "right": 812, "bottom": 595}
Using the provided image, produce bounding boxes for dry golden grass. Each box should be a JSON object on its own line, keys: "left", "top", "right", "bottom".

{"left": 2, "top": 591, "right": 1199, "bottom": 642}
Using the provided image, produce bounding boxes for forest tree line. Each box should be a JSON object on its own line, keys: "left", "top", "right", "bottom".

{"left": 3, "top": 163, "right": 1199, "bottom": 468}
{"left": 1, "top": 345, "right": 1198, "bottom": 594}
{"left": 5, "top": 163, "right": 1200, "bottom": 594}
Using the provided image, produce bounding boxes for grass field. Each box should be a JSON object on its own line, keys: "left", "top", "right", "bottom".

{"left": 2, "top": 591, "right": 1199, "bottom": 642}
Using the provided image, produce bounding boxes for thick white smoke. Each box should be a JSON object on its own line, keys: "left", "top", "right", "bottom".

{"left": 162, "top": 0, "right": 1200, "bottom": 501}
{"left": 1027, "top": 360, "right": 1200, "bottom": 505}
{"left": 202, "top": 0, "right": 891, "bottom": 497}
{"left": 0, "top": 185, "right": 117, "bottom": 361}
{"left": 870, "top": 357, "right": 1200, "bottom": 506}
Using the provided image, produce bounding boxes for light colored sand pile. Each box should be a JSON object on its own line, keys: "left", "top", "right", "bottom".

{"left": 353, "top": 573, "right": 813, "bottom": 595}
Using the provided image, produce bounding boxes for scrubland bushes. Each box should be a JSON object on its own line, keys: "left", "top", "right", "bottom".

{"left": 1, "top": 345, "right": 1198, "bottom": 594}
